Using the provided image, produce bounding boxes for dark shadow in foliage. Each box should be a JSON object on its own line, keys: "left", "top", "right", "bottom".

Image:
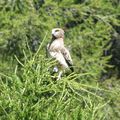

{"left": 27, "top": 35, "right": 41, "bottom": 53}
{"left": 110, "top": 0, "right": 120, "bottom": 7}
{"left": 112, "top": 24, "right": 120, "bottom": 34}
{"left": 110, "top": 15, "right": 120, "bottom": 34}
{"left": 64, "top": 9, "right": 96, "bottom": 29}
{"left": 100, "top": 13, "right": 120, "bottom": 81}
{"left": 74, "top": 0, "right": 86, "bottom": 4}
{"left": 65, "top": 20, "right": 84, "bottom": 29}
{"left": 100, "top": 33, "right": 120, "bottom": 81}
{"left": 6, "top": 36, "right": 23, "bottom": 58}
{"left": 33, "top": 0, "right": 45, "bottom": 10}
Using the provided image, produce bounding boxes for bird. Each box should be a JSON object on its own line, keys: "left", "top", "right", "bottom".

{"left": 46, "top": 28, "right": 73, "bottom": 80}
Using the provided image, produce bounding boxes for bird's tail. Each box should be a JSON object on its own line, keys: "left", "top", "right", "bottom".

{"left": 69, "top": 66, "right": 74, "bottom": 72}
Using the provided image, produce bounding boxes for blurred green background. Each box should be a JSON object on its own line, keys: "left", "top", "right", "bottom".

{"left": 0, "top": 0, "right": 120, "bottom": 119}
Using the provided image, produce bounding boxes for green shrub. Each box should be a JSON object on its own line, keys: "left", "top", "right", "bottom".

{"left": 0, "top": 50, "right": 117, "bottom": 120}
{"left": 0, "top": 0, "right": 120, "bottom": 119}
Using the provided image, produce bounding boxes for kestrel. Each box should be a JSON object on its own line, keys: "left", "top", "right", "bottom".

{"left": 47, "top": 28, "right": 73, "bottom": 80}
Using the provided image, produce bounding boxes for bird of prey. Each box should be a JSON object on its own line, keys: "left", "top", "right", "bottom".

{"left": 47, "top": 28, "right": 73, "bottom": 80}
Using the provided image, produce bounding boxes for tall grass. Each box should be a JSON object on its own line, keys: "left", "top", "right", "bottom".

{"left": 0, "top": 42, "right": 117, "bottom": 120}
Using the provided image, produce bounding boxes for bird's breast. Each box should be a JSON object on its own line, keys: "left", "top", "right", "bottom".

{"left": 49, "top": 40, "right": 63, "bottom": 52}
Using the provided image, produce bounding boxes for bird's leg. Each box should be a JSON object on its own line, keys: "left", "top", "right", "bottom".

{"left": 57, "top": 71, "right": 63, "bottom": 80}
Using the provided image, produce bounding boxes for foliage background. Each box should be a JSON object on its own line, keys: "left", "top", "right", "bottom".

{"left": 0, "top": 0, "right": 120, "bottom": 120}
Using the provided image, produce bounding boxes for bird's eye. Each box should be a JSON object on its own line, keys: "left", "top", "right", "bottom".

{"left": 55, "top": 30, "right": 59, "bottom": 32}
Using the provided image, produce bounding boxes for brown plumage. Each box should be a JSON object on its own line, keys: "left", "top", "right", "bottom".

{"left": 47, "top": 28, "right": 73, "bottom": 79}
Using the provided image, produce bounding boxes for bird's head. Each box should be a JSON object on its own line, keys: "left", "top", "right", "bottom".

{"left": 51, "top": 28, "right": 64, "bottom": 40}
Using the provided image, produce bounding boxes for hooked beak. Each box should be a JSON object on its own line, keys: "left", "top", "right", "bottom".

{"left": 52, "top": 34, "right": 56, "bottom": 40}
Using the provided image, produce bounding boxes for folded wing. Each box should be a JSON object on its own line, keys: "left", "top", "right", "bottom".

{"left": 61, "top": 47, "right": 74, "bottom": 72}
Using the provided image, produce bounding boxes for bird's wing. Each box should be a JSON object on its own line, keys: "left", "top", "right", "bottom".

{"left": 61, "top": 47, "right": 74, "bottom": 72}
